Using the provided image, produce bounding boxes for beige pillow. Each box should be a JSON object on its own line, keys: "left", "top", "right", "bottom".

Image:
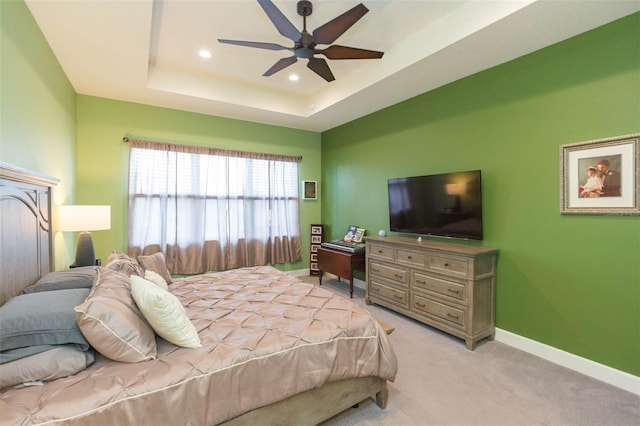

{"left": 105, "top": 250, "right": 144, "bottom": 277}
{"left": 144, "top": 270, "right": 168, "bottom": 290}
{"left": 75, "top": 268, "right": 157, "bottom": 362}
{"left": 137, "top": 252, "right": 172, "bottom": 284}
{"left": 130, "top": 276, "right": 201, "bottom": 349}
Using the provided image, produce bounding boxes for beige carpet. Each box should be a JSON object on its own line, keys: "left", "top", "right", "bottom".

{"left": 301, "top": 275, "right": 640, "bottom": 426}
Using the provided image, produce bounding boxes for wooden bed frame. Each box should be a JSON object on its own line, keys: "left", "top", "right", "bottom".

{"left": 0, "top": 161, "right": 389, "bottom": 425}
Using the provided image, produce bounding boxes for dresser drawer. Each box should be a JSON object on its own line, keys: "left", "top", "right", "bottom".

{"left": 370, "top": 280, "right": 408, "bottom": 308}
{"left": 369, "top": 261, "right": 407, "bottom": 285}
{"left": 413, "top": 272, "right": 466, "bottom": 303}
{"left": 368, "top": 244, "right": 394, "bottom": 261}
{"left": 396, "top": 249, "right": 426, "bottom": 268}
{"left": 412, "top": 294, "right": 466, "bottom": 328}
{"left": 428, "top": 254, "right": 469, "bottom": 278}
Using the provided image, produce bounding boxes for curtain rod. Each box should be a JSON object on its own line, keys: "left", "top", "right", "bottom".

{"left": 122, "top": 136, "right": 302, "bottom": 160}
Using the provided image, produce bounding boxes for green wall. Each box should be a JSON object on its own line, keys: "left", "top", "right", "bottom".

{"left": 322, "top": 13, "right": 640, "bottom": 375}
{"left": 0, "top": 0, "right": 76, "bottom": 269}
{"left": 76, "top": 96, "right": 322, "bottom": 271}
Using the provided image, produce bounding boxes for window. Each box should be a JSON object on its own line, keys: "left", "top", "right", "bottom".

{"left": 128, "top": 140, "right": 302, "bottom": 274}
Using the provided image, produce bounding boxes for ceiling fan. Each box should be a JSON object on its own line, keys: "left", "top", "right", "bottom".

{"left": 218, "top": 0, "right": 384, "bottom": 82}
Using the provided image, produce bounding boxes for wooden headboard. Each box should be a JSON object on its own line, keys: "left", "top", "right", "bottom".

{"left": 0, "top": 162, "right": 59, "bottom": 305}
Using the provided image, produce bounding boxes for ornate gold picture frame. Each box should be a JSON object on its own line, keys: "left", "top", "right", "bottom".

{"left": 560, "top": 133, "right": 639, "bottom": 215}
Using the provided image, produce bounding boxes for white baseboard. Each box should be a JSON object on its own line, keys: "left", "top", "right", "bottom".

{"left": 294, "top": 269, "right": 639, "bottom": 396}
{"left": 495, "top": 328, "right": 640, "bottom": 395}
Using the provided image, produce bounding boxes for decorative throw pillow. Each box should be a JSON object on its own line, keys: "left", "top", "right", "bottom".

{"left": 137, "top": 252, "right": 172, "bottom": 284}
{"left": 0, "top": 345, "right": 95, "bottom": 390}
{"left": 104, "top": 250, "right": 144, "bottom": 276}
{"left": 75, "top": 267, "right": 157, "bottom": 362}
{"left": 0, "top": 289, "right": 90, "bottom": 352}
{"left": 144, "top": 270, "right": 168, "bottom": 290}
{"left": 22, "top": 266, "right": 97, "bottom": 294}
{"left": 130, "top": 275, "right": 201, "bottom": 349}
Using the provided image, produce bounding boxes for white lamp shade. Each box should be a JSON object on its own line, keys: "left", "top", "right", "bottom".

{"left": 58, "top": 205, "right": 111, "bottom": 232}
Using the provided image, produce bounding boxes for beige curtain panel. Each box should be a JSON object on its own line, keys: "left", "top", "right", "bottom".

{"left": 128, "top": 140, "right": 302, "bottom": 274}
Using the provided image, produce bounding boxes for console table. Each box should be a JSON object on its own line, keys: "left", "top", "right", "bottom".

{"left": 317, "top": 247, "right": 365, "bottom": 298}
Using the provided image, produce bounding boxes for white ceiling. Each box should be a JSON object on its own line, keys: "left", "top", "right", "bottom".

{"left": 25, "top": 0, "right": 640, "bottom": 132}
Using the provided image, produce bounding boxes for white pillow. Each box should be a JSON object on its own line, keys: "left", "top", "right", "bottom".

{"left": 130, "top": 276, "right": 201, "bottom": 349}
{"left": 144, "top": 269, "right": 168, "bottom": 290}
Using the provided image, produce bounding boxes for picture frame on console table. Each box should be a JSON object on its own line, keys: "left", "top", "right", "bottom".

{"left": 560, "top": 133, "right": 639, "bottom": 215}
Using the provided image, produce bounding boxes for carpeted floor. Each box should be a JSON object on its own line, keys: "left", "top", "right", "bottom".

{"left": 300, "top": 275, "right": 640, "bottom": 426}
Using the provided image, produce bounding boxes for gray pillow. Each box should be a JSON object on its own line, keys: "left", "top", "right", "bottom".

{"left": 0, "top": 288, "right": 90, "bottom": 352}
{"left": 22, "top": 267, "right": 97, "bottom": 294}
{"left": 0, "top": 345, "right": 95, "bottom": 389}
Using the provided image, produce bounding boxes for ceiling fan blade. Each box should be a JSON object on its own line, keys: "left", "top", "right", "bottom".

{"left": 257, "top": 0, "right": 301, "bottom": 43}
{"left": 317, "top": 45, "right": 384, "bottom": 60}
{"left": 263, "top": 56, "right": 298, "bottom": 76}
{"left": 218, "top": 39, "right": 289, "bottom": 51}
{"left": 307, "top": 57, "right": 335, "bottom": 82}
{"left": 312, "top": 3, "right": 369, "bottom": 45}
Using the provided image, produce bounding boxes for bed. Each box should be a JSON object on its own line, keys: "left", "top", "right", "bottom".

{"left": 0, "top": 162, "right": 397, "bottom": 425}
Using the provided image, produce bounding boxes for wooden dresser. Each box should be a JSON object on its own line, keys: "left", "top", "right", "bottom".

{"left": 365, "top": 236, "right": 498, "bottom": 350}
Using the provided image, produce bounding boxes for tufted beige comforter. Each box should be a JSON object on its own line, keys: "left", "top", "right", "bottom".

{"left": 1, "top": 266, "right": 397, "bottom": 425}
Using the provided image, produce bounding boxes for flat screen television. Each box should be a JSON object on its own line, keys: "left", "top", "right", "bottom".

{"left": 388, "top": 170, "right": 483, "bottom": 240}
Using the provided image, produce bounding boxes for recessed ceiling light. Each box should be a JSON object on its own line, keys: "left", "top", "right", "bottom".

{"left": 289, "top": 74, "right": 299, "bottom": 81}
{"left": 199, "top": 49, "right": 212, "bottom": 59}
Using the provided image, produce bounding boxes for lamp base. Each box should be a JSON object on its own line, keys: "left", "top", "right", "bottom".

{"left": 74, "top": 231, "right": 96, "bottom": 267}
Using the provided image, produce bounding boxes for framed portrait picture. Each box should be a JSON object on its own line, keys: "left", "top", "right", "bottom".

{"left": 311, "top": 235, "right": 321, "bottom": 244}
{"left": 311, "top": 225, "right": 322, "bottom": 235}
{"left": 311, "top": 244, "right": 318, "bottom": 253}
{"left": 302, "top": 180, "right": 317, "bottom": 200}
{"left": 560, "top": 133, "right": 639, "bottom": 215}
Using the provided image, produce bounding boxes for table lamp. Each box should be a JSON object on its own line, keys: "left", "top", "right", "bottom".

{"left": 58, "top": 205, "right": 111, "bottom": 267}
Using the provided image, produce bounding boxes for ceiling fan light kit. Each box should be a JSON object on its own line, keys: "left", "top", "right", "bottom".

{"left": 218, "top": 0, "right": 384, "bottom": 82}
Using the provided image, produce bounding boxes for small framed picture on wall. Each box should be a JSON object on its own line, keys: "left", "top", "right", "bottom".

{"left": 560, "top": 133, "right": 639, "bottom": 215}
{"left": 302, "top": 180, "right": 317, "bottom": 200}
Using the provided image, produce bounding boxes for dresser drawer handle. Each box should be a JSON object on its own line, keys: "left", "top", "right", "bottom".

{"left": 444, "top": 263, "right": 450, "bottom": 267}
{"left": 447, "top": 288, "right": 460, "bottom": 294}
{"left": 416, "top": 280, "right": 426, "bottom": 285}
{"left": 447, "top": 313, "right": 459, "bottom": 320}
{"left": 416, "top": 302, "right": 426, "bottom": 308}
{"left": 372, "top": 268, "right": 380, "bottom": 273}
{"left": 407, "top": 255, "right": 412, "bottom": 259}
{"left": 372, "top": 286, "right": 380, "bottom": 293}
{"left": 394, "top": 274, "right": 403, "bottom": 278}
{"left": 377, "top": 250, "right": 383, "bottom": 254}
{"left": 393, "top": 294, "right": 403, "bottom": 300}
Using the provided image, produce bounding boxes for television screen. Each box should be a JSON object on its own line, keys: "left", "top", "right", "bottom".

{"left": 388, "top": 170, "right": 483, "bottom": 240}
